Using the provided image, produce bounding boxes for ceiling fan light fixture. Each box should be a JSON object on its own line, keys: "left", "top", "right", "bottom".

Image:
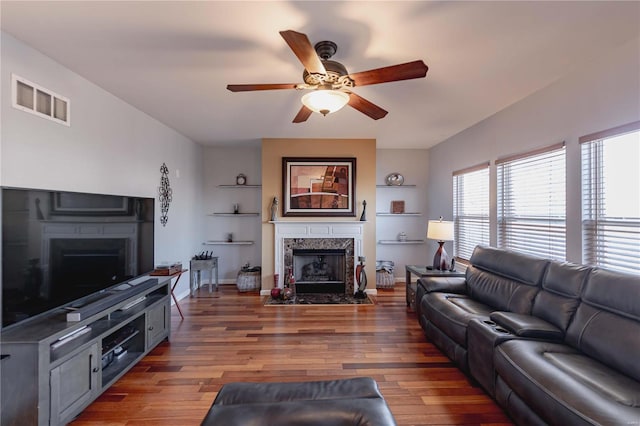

{"left": 301, "top": 90, "right": 350, "bottom": 116}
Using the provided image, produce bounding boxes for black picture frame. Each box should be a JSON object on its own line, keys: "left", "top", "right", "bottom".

{"left": 282, "top": 157, "right": 356, "bottom": 217}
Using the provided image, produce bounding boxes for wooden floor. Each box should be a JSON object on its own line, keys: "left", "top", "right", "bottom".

{"left": 71, "top": 284, "right": 513, "bottom": 426}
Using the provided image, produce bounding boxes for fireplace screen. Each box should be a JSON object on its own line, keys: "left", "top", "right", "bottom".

{"left": 292, "top": 249, "right": 346, "bottom": 293}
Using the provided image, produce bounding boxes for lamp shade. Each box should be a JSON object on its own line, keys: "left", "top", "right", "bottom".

{"left": 427, "top": 219, "right": 454, "bottom": 241}
{"left": 301, "top": 90, "right": 350, "bottom": 116}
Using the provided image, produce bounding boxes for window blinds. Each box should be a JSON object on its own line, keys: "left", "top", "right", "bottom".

{"left": 580, "top": 121, "right": 640, "bottom": 275}
{"left": 453, "top": 163, "right": 489, "bottom": 261}
{"left": 497, "top": 143, "right": 566, "bottom": 260}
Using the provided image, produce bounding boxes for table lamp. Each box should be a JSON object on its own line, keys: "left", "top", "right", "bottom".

{"left": 427, "top": 217, "right": 454, "bottom": 270}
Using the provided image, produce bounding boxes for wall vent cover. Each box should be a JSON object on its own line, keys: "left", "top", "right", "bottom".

{"left": 12, "top": 74, "right": 70, "bottom": 126}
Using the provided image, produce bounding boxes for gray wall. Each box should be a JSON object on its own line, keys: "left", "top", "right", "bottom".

{"left": 1, "top": 32, "right": 204, "bottom": 300}
{"left": 203, "top": 146, "right": 262, "bottom": 282}
{"left": 426, "top": 36, "right": 640, "bottom": 263}
{"left": 376, "top": 149, "right": 430, "bottom": 278}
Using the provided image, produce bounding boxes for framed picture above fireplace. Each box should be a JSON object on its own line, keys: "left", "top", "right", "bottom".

{"left": 282, "top": 157, "right": 356, "bottom": 217}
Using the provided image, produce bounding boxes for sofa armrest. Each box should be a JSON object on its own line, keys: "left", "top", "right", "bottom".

{"left": 489, "top": 312, "right": 563, "bottom": 341}
{"left": 417, "top": 277, "right": 467, "bottom": 294}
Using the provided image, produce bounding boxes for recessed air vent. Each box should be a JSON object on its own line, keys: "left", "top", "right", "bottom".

{"left": 12, "top": 74, "right": 70, "bottom": 126}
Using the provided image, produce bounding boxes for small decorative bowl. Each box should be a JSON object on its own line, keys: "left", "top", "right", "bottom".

{"left": 385, "top": 173, "right": 404, "bottom": 186}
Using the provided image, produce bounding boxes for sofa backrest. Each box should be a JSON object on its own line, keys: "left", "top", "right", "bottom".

{"left": 467, "top": 246, "right": 548, "bottom": 314}
{"left": 532, "top": 261, "right": 591, "bottom": 332}
{"left": 565, "top": 268, "right": 640, "bottom": 382}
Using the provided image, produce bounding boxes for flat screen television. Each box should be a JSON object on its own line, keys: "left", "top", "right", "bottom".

{"left": 1, "top": 187, "right": 155, "bottom": 329}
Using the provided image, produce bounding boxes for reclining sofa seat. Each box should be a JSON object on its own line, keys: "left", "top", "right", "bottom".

{"left": 467, "top": 260, "right": 591, "bottom": 400}
{"left": 494, "top": 267, "right": 640, "bottom": 425}
{"left": 417, "top": 245, "right": 640, "bottom": 425}
{"left": 417, "top": 245, "right": 548, "bottom": 373}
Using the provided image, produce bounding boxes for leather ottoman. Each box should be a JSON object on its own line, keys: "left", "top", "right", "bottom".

{"left": 201, "top": 377, "right": 397, "bottom": 426}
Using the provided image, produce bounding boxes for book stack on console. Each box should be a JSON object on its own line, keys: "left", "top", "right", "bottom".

{"left": 150, "top": 262, "right": 182, "bottom": 276}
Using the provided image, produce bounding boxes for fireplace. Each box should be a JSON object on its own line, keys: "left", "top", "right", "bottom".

{"left": 273, "top": 221, "right": 364, "bottom": 295}
{"left": 293, "top": 249, "right": 346, "bottom": 293}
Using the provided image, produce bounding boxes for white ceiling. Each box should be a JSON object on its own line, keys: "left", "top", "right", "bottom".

{"left": 2, "top": 1, "right": 639, "bottom": 149}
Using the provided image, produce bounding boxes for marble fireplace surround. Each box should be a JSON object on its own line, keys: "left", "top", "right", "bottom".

{"left": 268, "top": 221, "right": 369, "bottom": 296}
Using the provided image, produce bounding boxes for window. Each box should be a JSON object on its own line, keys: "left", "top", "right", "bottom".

{"left": 497, "top": 143, "right": 566, "bottom": 260}
{"left": 581, "top": 121, "right": 640, "bottom": 275}
{"left": 453, "top": 163, "right": 490, "bottom": 261}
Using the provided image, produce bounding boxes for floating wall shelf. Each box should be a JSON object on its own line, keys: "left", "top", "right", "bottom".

{"left": 376, "top": 184, "right": 417, "bottom": 188}
{"left": 209, "top": 213, "right": 259, "bottom": 217}
{"left": 203, "top": 241, "right": 254, "bottom": 245}
{"left": 376, "top": 213, "right": 422, "bottom": 216}
{"left": 217, "top": 184, "right": 261, "bottom": 188}
{"left": 378, "top": 240, "right": 425, "bottom": 245}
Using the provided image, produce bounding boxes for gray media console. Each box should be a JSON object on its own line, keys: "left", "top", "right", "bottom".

{"left": 0, "top": 275, "right": 172, "bottom": 425}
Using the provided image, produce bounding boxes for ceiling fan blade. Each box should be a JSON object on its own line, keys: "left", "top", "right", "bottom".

{"left": 292, "top": 105, "right": 313, "bottom": 123}
{"left": 349, "top": 60, "right": 428, "bottom": 87}
{"left": 279, "top": 30, "right": 326, "bottom": 75}
{"left": 227, "top": 84, "right": 298, "bottom": 92}
{"left": 347, "top": 92, "right": 388, "bottom": 120}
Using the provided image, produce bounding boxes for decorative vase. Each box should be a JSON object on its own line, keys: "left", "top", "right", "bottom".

{"left": 270, "top": 287, "right": 281, "bottom": 299}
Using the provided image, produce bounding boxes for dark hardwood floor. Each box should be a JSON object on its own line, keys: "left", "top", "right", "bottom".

{"left": 71, "top": 283, "right": 513, "bottom": 425}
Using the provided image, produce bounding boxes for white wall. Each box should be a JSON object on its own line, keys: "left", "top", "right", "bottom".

{"left": 1, "top": 32, "right": 204, "bottom": 299}
{"left": 376, "top": 149, "right": 430, "bottom": 278}
{"left": 426, "top": 36, "right": 640, "bottom": 263}
{"left": 203, "top": 146, "right": 262, "bottom": 282}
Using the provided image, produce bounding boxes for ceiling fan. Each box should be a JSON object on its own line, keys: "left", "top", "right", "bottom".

{"left": 227, "top": 30, "right": 428, "bottom": 123}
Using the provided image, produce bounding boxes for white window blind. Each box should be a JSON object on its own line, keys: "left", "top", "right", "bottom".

{"left": 497, "top": 143, "right": 566, "bottom": 260}
{"left": 453, "top": 163, "right": 489, "bottom": 261}
{"left": 581, "top": 121, "right": 640, "bottom": 275}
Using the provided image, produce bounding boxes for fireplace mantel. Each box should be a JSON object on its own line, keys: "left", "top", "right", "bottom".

{"left": 271, "top": 221, "right": 366, "bottom": 294}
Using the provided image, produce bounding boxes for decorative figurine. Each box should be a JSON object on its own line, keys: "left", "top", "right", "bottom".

{"left": 270, "top": 197, "right": 279, "bottom": 221}
{"left": 354, "top": 256, "right": 367, "bottom": 299}
{"left": 359, "top": 200, "right": 367, "bottom": 221}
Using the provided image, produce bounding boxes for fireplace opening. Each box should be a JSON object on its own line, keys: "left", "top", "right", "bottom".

{"left": 293, "top": 249, "right": 346, "bottom": 294}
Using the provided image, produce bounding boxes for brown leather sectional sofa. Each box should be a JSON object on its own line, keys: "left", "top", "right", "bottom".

{"left": 416, "top": 245, "right": 640, "bottom": 425}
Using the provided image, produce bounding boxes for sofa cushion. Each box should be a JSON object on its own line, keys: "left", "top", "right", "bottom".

{"left": 422, "top": 293, "right": 494, "bottom": 347}
{"left": 465, "top": 266, "right": 541, "bottom": 314}
{"left": 495, "top": 339, "right": 640, "bottom": 425}
{"left": 565, "top": 268, "right": 640, "bottom": 382}
{"left": 469, "top": 245, "right": 549, "bottom": 287}
{"left": 465, "top": 246, "right": 547, "bottom": 314}
{"left": 532, "top": 261, "right": 590, "bottom": 332}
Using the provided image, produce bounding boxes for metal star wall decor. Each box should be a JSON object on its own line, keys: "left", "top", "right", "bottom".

{"left": 158, "top": 162, "right": 172, "bottom": 226}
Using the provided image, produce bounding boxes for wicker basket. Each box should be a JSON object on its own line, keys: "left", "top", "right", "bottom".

{"left": 236, "top": 270, "right": 261, "bottom": 292}
{"left": 376, "top": 271, "right": 395, "bottom": 288}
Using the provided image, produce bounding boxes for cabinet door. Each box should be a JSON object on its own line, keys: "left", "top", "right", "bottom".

{"left": 147, "top": 301, "right": 169, "bottom": 348}
{"left": 1, "top": 345, "right": 39, "bottom": 426}
{"left": 50, "top": 343, "right": 100, "bottom": 425}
